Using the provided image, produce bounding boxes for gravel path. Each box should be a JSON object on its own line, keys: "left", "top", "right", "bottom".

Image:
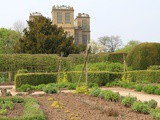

{"left": 102, "top": 87, "right": 160, "bottom": 107}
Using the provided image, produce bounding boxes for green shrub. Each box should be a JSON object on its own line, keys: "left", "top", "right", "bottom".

{"left": 143, "top": 85, "right": 158, "bottom": 94}
{"left": 68, "top": 83, "right": 77, "bottom": 90}
{"left": 76, "top": 85, "right": 88, "bottom": 94}
{"left": 154, "top": 88, "right": 160, "bottom": 95}
{"left": 67, "top": 71, "right": 122, "bottom": 86}
{"left": 89, "top": 87, "right": 101, "bottom": 97}
{"left": 144, "top": 99, "right": 157, "bottom": 109}
{"left": 150, "top": 108, "right": 160, "bottom": 120}
{"left": 43, "top": 84, "right": 58, "bottom": 94}
{"left": 11, "top": 96, "right": 24, "bottom": 103}
{"left": 126, "top": 70, "right": 160, "bottom": 83}
{"left": 34, "top": 84, "right": 46, "bottom": 90}
{"left": 131, "top": 101, "right": 151, "bottom": 114}
{"left": 134, "top": 84, "right": 144, "bottom": 92}
{"left": 127, "top": 42, "right": 160, "bottom": 70}
{"left": 57, "top": 83, "right": 68, "bottom": 88}
{"left": 98, "top": 90, "right": 108, "bottom": 99}
{"left": 88, "top": 83, "right": 99, "bottom": 88}
{"left": 104, "top": 90, "right": 121, "bottom": 102}
{"left": 122, "top": 95, "right": 137, "bottom": 107}
{"left": 15, "top": 73, "right": 57, "bottom": 89}
{"left": 0, "top": 109, "right": 7, "bottom": 115}
{"left": 1, "top": 101, "right": 14, "bottom": 110}
{"left": 19, "top": 84, "right": 34, "bottom": 92}
{"left": 17, "top": 69, "right": 28, "bottom": 74}
{"left": 148, "top": 65, "right": 160, "bottom": 70}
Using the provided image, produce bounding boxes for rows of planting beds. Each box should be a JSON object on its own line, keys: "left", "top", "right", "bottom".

{"left": 0, "top": 96, "right": 45, "bottom": 120}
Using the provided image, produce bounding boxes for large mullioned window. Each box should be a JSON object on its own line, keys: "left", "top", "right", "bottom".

{"left": 65, "top": 13, "right": 70, "bottom": 24}
{"left": 57, "top": 12, "right": 62, "bottom": 23}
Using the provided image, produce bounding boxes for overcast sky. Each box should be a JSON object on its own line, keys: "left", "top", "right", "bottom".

{"left": 0, "top": 0, "right": 160, "bottom": 44}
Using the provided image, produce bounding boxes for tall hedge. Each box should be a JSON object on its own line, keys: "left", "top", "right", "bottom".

{"left": 126, "top": 70, "right": 160, "bottom": 83}
{"left": 0, "top": 54, "right": 59, "bottom": 72}
{"left": 15, "top": 73, "right": 57, "bottom": 88}
{"left": 67, "top": 71, "right": 122, "bottom": 86}
{"left": 126, "top": 43, "right": 160, "bottom": 70}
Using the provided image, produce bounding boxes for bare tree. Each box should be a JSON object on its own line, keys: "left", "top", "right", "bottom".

{"left": 98, "top": 35, "right": 123, "bottom": 52}
{"left": 12, "top": 20, "right": 26, "bottom": 34}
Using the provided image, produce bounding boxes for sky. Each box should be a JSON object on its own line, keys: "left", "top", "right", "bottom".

{"left": 0, "top": 0, "right": 160, "bottom": 45}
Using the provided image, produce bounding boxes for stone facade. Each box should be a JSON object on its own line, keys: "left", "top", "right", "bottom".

{"left": 51, "top": 5, "right": 90, "bottom": 45}
{"left": 29, "top": 5, "right": 90, "bottom": 45}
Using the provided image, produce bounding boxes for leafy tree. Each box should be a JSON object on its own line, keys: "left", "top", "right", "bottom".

{"left": 98, "top": 35, "right": 122, "bottom": 52}
{"left": 12, "top": 20, "right": 26, "bottom": 35}
{"left": 117, "top": 40, "right": 140, "bottom": 53}
{"left": 15, "top": 16, "right": 80, "bottom": 56}
{"left": 0, "top": 28, "right": 21, "bottom": 54}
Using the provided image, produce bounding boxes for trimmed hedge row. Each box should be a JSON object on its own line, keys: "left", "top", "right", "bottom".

{"left": 67, "top": 71, "right": 122, "bottom": 86}
{"left": 15, "top": 73, "right": 57, "bottom": 88}
{"left": 15, "top": 71, "right": 122, "bottom": 88}
{"left": 0, "top": 54, "right": 59, "bottom": 72}
{"left": 126, "top": 70, "right": 160, "bottom": 83}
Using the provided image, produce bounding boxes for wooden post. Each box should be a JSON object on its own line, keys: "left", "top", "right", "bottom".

{"left": 123, "top": 54, "right": 126, "bottom": 80}
{"left": 58, "top": 52, "right": 63, "bottom": 83}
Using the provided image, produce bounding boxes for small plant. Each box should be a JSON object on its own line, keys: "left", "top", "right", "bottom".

{"left": 34, "top": 84, "right": 46, "bottom": 90}
{"left": 104, "top": 90, "right": 121, "bottom": 102}
{"left": 150, "top": 108, "right": 160, "bottom": 120}
{"left": 76, "top": 85, "right": 88, "bottom": 94}
{"left": 68, "top": 83, "right": 77, "bottom": 90}
{"left": 144, "top": 99, "right": 157, "bottom": 109}
{"left": 19, "top": 84, "right": 33, "bottom": 92}
{"left": 1, "top": 101, "right": 14, "bottom": 110}
{"left": 89, "top": 87, "right": 101, "bottom": 97}
{"left": 57, "top": 82, "right": 68, "bottom": 88}
{"left": 134, "top": 84, "right": 144, "bottom": 92}
{"left": 6, "top": 92, "right": 12, "bottom": 96}
{"left": 143, "top": 85, "right": 158, "bottom": 94}
{"left": 0, "top": 109, "right": 7, "bottom": 115}
{"left": 88, "top": 83, "right": 98, "bottom": 88}
{"left": 11, "top": 96, "right": 24, "bottom": 103}
{"left": 154, "top": 88, "right": 160, "bottom": 95}
{"left": 122, "top": 95, "right": 137, "bottom": 107}
{"left": 131, "top": 101, "right": 151, "bottom": 114}
{"left": 98, "top": 90, "right": 108, "bottom": 99}
{"left": 43, "top": 85, "right": 58, "bottom": 94}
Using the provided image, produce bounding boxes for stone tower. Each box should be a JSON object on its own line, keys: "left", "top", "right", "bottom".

{"left": 74, "top": 13, "right": 90, "bottom": 45}
{"left": 51, "top": 5, "right": 75, "bottom": 37}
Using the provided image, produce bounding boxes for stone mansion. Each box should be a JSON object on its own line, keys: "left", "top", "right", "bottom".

{"left": 29, "top": 5, "right": 90, "bottom": 45}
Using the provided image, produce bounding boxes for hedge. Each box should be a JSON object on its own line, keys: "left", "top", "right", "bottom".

{"left": 67, "top": 71, "right": 122, "bottom": 86}
{"left": 15, "top": 73, "right": 57, "bottom": 88}
{"left": 127, "top": 42, "right": 160, "bottom": 70}
{"left": 126, "top": 70, "right": 160, "bottom": 83}
{"left": 0, "top": 54, "right": 59, "bottom": 72}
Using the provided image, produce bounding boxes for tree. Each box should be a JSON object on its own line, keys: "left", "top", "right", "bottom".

{"left": 117, "top": 40, "right": 140, "bottom": 53}
{"left": 89, "top": 40, "right": 106, "bottom": 54}
{"left": 98, "top": 35, "right": 122, "bottom": 52}
{"left": 12, "top": 20, "right": 26, "bottom": 35}
{"left": 15, "top": 16, "right": 80, "bottom": 56}
{"left": 0, "top": 28, "right": 21, "bottom": 54}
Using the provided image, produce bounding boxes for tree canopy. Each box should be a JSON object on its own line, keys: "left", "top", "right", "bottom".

{"left": 0, "top": 28, "right": 21, "bottom": 54}
{"left": 98, "top": 35, "right": 122, "bottom": 52}
{"left": 15, "top": 16, "right": 81, "bottom": 56}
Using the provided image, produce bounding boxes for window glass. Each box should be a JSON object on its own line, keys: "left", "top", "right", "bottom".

{"left": 57, "top": 12, "right": 62, "bottom": 23}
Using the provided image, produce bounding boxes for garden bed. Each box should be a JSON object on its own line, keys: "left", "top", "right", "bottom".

{"left": 34, "top": 93, "right": 153, "bottom": 120}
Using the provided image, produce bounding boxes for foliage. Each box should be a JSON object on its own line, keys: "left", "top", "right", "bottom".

{"left": 88, "top": 83, "right": 99, "bottom": 88}
{"left": 98, "top": 35, "right": 123, "bottom": 52}
{"left": 68, "top": 83, "right": 77, "bottom": 90}
{"left": 122, "top": 95, "right": 137, "bottom": 107}
{"left": 15, "top": 73, "right": 57, "bottom": 89}
{"left": 0, "top": 109, "right": 7, "bottom": 115}
{"left": 98, "top": 90, "right": 109, "bottom": 99}
{"left": 127, "top": 42, "right": 160, "bottom": 70}
{"left": 76, "top": 85, "right": 88, "bottom": 94}
{"left": 117, "top": 40, "right": 140, "bottom": 53}
{"left": 18, "top": 84, "right": 35, "bottom": 92}
{"left": 89, "top": 87, "right": 101, "bottom": 97}
{"left": 134, "top": 84, "right": 144, "bottom": 92}
{"left": 154, "top": 88, "right": 160, "bottom": 95}
{"left": 16, "top": 16, "right": 80, "bottom": 56}
{"left": 67, "top": 71, "right": 122, "bottom": 86}
{"left": 17, "top": 69, "right": 28, "bottom": 74}
{"left": 147, "top": 65, "right": 160, "bottom": 70}
{"left": 143, "top": 85, "right": 158, "bottom": 94}
{"left": 43, "top": 84, "right": 58, "bottom": 94}
{"left": 0, "top": 54, "right": 59, "bottom": 72}
{"left": 144, "top": 99, "right": 158, "bottom": 109}
{"left": 104, "top": 90, "right": 121, "bottom": 102}
{"left": 0, "top": 28, "right": 21, "bottom": 54}
{"left": 150, "top": 108, "right": 160, "bottom": 120}
{"left": 126, "top": 70, "right": 160, "bottom": 83}
{"left": 131, "top": 101, "right": 151, "bottom": 114}
{"left": 0, "top": 76, "right": 9, "bottom": 84}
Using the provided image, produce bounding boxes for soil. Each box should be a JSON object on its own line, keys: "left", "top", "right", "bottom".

{"left": 0, "top": 81, "right": 14, "bottom": 86}
{"left": 34, "top": 93, "right": 153, "bottom": 120}
{"left": 4, "top": 103, "right": 24, "bottom": 118}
